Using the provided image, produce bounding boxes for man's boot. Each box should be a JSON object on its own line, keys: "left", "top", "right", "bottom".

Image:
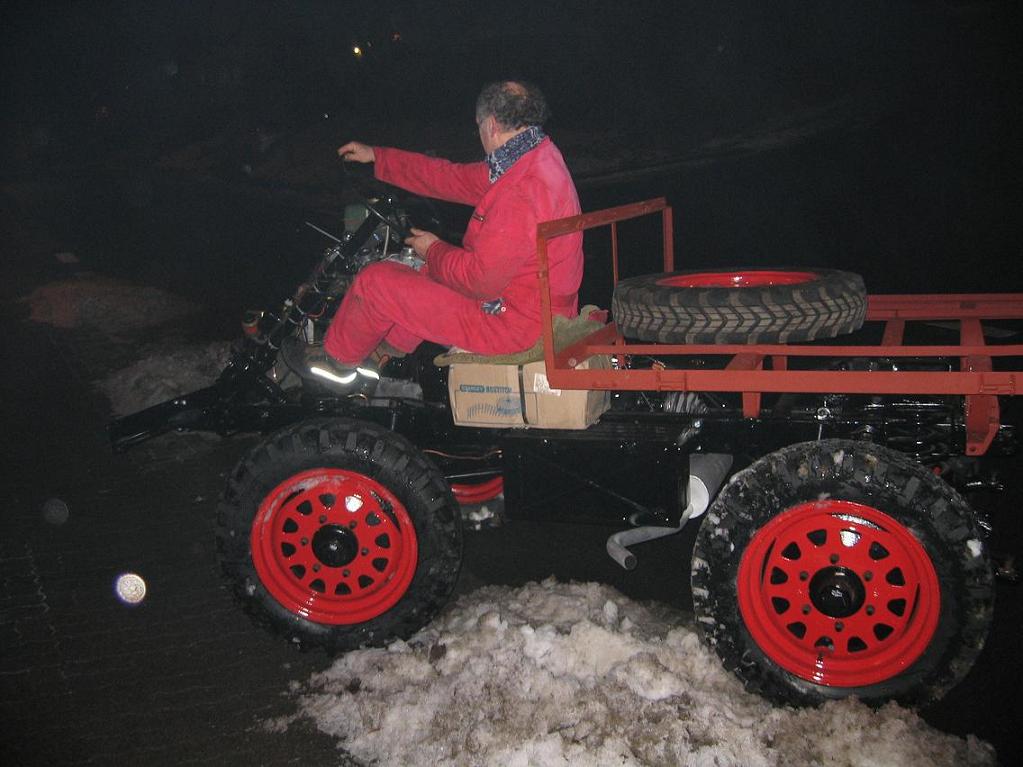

{"left": 279, "top": 337, "right": 379, "bottom": 395}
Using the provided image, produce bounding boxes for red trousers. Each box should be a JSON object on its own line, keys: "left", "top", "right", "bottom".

{"left": 323, "top": 261, "right": 543, "bottom": 364}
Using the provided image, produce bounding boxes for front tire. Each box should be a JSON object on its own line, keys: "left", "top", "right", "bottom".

{"left": 217, "top": 418, "right": 462, "bottom": 652}
{"left": 691, "top": 439, "right": 993, "bottom": 706}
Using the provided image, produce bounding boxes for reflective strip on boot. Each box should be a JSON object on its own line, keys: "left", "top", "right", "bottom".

{"left": 310, "top": 365, "right": 358, "bottom": 385}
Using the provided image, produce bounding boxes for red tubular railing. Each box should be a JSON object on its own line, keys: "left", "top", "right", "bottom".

{"left": 534, "top": 198, "right": 1023, "bottom": 455}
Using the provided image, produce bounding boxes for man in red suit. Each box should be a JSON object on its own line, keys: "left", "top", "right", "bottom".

{"left": 283, "top": 80, "right": 584, "bottom": 391}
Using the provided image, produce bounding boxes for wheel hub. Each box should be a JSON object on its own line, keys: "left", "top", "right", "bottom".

{"left": 312, "top": 524, "right": 358, "bottom": 568}
{"left": 809, "top": 567, "right": 865, "bottom": 618}
{"left": 736, "top": 499, "right": 941, "bottom": 688}
{"left": 250, "top": 468, "right": 419, "bottom": 625}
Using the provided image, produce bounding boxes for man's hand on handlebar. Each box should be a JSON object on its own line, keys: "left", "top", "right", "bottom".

{"left": 339, "top": 142, "right": 439, "bottom": 256}
{"left": 338, "top": 141, "right": 375, "bottom": 163}
{"left": 405, "top": 227, "right": 439, "bottom": 258}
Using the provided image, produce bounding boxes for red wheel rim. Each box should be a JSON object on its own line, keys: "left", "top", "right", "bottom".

{"left": 657, "top": 270, "right": 818, "bottom": 288}
{"left": 737, "top": 500, "right": 940, "bottom": 688}
{"left": 251, "top": 468, "right": 418, "bottom": 625}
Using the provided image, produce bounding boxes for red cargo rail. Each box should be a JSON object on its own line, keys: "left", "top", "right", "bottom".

{"left": 535, "top": 198, "right": 1023, "bottom": 455}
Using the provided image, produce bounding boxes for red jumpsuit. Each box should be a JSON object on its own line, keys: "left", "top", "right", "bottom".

{"left": 323, "top": 138, "right": 583, "bottom": 364}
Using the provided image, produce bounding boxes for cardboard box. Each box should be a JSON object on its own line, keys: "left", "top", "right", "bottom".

{"left": 448, "top": 356, "right": 611, "bottom": 429}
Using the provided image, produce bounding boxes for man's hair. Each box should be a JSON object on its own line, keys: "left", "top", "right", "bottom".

{"left": 475, "top": 80, "right": 550, "bottom": 130}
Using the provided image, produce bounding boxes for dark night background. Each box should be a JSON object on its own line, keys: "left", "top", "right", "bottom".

{"left": 3, "top": 0, "right": 1021, "bottom": 303}
{"left": 2, "top": 1, "right": 1022, "bottom": 764}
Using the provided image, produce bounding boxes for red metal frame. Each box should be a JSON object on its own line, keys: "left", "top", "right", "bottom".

{"left": 535, "top": 198, "right": 1023, "bottom": 456}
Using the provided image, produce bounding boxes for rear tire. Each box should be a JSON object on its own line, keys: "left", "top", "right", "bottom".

{"left": 612, "top": 267, "right": 867, "bottom": 344}
{"left": 217, "top": 418, "right": 462, "bottom": 652}
{"left": 691, "top": 439, "right": 993, "bottom": 706}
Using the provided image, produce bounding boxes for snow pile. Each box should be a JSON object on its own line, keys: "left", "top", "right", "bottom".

{"left": 21, "top": 276, "right": 233, "bottom": 415}
{"left": 21, "top": 275, "right": 198, "bottom": 337}
{"left": 281, "top": 580, "right": 994, "bottom": 767}
{"left": 96, "top": 341, "right": 231, "bottom": 416}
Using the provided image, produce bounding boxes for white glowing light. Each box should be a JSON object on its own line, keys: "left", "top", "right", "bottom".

{"left": 115, "top": 573, "right": 147, "bottom": 604}
{"left": 345, "top": 495, "right": 364, "bottom": 512}
{"left": 352, "top": 46, "right": 363, "bottom": 57}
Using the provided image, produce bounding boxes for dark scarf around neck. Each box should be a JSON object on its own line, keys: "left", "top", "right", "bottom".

{"left": 486, "top": 125, "right": 546, "bottom": 182}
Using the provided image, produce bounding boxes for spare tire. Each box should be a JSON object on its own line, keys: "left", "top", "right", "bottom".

{"left": 612, "top": 268, "right": 867, "bottom": 344}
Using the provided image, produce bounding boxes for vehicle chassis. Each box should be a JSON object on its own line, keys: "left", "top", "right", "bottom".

{"left": 110, "top": 197, "right": 1023, "bottom": 510}
{"left": 109, "top": 196, "right": 1023, "bottom": 706}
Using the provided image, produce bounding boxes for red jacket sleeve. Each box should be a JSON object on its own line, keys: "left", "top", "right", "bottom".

{"left": 425, "top": 187, "right": 535, "bottom": 298}
{"left": 374, "top": 147, "right": 489, "bottom": 206}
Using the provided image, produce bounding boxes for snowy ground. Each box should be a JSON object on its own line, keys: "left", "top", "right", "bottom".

{"left": 20, "top": 279, "right": 999, "bottom": 767}
{"left": 21, "top": 274, "right": 231, "bottom": 415}
{"left": 269, "top": 580, "right": 994, "bottom": 767}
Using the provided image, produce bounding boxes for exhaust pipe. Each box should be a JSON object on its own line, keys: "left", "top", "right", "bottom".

{"left": 606, "top": 453, "right": 732, "bottom": 570}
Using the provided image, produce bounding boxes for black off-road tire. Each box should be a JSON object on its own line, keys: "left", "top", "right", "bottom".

{"left": 217, "top": 418, "right": 462, "bottom": 652}
{"left": 612, "top": 267, "right": 867, "bottom": 344}
{"left": 691, "top": 439, "right": 993, "bottom": 706}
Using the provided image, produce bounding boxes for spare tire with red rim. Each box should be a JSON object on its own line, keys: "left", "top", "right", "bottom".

{"left": 611, "top": 267, "right": 867, "bottom": 344}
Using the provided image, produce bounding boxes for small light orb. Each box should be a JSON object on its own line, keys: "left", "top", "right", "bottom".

{"left": 352, "top": 46, "right": 362, "bottom": 58}
{"left": 115, "top": 573, "right": 147, "bottom": 605}
{"left": 42, "top": 498, "right": 70, "bottom": 525}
